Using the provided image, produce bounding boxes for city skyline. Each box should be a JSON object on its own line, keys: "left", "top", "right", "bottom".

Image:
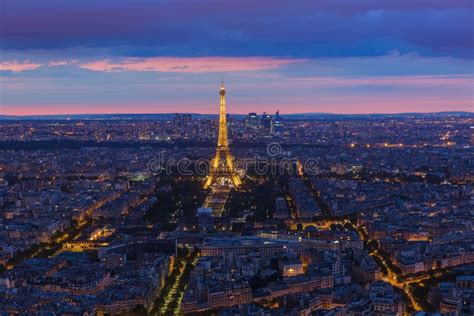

{"left": 1, "top": 111, "right": 472, "bottom": 314}
{"left": 1, "top": 0, "right": 473, "bottom": 115}
{"left": 0, "top": 2, "right": 472, "bottom": 314}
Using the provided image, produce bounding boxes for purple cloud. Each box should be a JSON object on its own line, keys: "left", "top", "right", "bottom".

{"left": 1, "top": 0, "right": 472, "bottom": 58}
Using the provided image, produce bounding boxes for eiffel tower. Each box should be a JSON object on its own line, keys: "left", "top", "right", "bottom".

{"left": 203, "top": 80, "right": 241, "bottom": 189}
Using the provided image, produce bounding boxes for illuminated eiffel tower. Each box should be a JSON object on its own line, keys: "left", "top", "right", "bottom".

{"left": 203, "top": 80, "right": 241, "bottom": 189}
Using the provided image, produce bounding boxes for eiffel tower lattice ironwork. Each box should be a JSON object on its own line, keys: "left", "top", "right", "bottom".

{"left": 203, "top": 80, "right": 241, "bottom": 189}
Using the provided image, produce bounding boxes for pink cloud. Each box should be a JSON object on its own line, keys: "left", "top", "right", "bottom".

{"left": 0, "top": 60, "right": 42, "bottom": 72}
{"left": 79, "top": 57, "right": 301, "bottom": 73}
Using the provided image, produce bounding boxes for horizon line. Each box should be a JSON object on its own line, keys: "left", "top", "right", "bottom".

{"left": 1, "top": 110, "right": 472, "bottom": 118}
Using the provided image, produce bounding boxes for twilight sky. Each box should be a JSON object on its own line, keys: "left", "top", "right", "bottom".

{"left": 0, "top": 0, "right": 473, "bottom": 115}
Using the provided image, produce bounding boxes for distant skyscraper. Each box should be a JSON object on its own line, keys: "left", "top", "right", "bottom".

{"left": 275, "top": 110, "right": 283, "bottom": 133}
{"left": 173, "top": 113, "right": 182, "bottom": 127}
{"left": 182, "top": 114, "right": 192, "bottom": 128}
{"left": 244, "top": 112, "right": 259, "bottom": 129}
{"left": 173, "top": 113, "right": 191, "bottom": 128}
{"left": 262, "top": 112, "right": 274, "bottom": 135}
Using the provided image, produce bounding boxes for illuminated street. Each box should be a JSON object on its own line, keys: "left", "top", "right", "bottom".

{"left": 345, "top": 220, "right": 452, "bottom": 312}
{"left": 150, "top": 249, "right": 200, "bottom": 315}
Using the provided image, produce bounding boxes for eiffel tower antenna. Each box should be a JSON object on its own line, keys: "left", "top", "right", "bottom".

{"left": 203, "top": 81, "right": 241, "bottom": 189}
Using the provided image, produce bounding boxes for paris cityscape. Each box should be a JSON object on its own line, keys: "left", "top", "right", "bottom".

{"left": 1, "top": 1, "right": 473, "bottom": 315}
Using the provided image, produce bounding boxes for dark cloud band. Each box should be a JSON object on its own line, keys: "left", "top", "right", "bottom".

{"left": 1, "top": 0, "right": 472, "bottom": 58}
